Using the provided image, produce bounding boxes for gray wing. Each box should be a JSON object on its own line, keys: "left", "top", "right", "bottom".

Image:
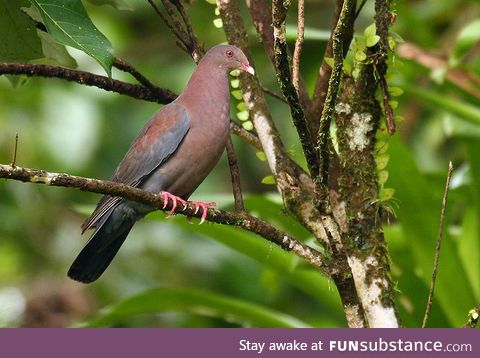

{"left": 81, "top": 103, "right": 190, "bottom": 232}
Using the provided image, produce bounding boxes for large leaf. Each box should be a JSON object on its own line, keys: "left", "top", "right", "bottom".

{"left": 86, "top": 287, "right": 311, "bottom": 328}
{"left": 388, "top": 137, "right": 477, "bottom": 326}
{"left": 450, "top": 19, "right": 480, "bottom": 67}
{"left": 157, "top": 213, "right": 344, "bottom": 320}
{"left": 30, "top": 0, "right": 114, "bottom": 75}
{"left": 22, "top": 5, "right": 77, "bottom": 67}
{"left": 384, "top": 225, "right": 451, "bottom": 327}
{"left": 0, "top": 0, "right": 43, "bottom": 61}
{"left": 405, "top": 86, "right": 480, "bottom": 125}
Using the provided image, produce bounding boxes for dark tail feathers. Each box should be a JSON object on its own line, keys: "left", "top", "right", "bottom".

{"left": 68, "top": 212, "right": 135, "bottom": 283}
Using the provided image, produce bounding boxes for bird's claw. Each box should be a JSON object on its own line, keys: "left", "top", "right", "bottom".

{"left": 190, "top": 201, "right": 216, "bottom": 224}
{"left": 160, "top": 191, "right": 187, "bottom": 218}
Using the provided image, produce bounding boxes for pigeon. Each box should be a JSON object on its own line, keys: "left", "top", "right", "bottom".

{"left": 68, "top": 44, "right": 254, "bottom": 283}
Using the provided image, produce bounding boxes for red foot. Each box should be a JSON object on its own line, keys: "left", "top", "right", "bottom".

{"left": 160, "top": 191, "right": 187, "bottom": 218}
{"left": 190, "top": 201, "right": 216, "bottom": 224}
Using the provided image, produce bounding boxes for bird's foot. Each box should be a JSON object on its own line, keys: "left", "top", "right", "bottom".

{"left": 160, "top": 191, "right": 187, "bottom": 217}
{"left": 190, "top": 200, "right": 216, "bottom": 225}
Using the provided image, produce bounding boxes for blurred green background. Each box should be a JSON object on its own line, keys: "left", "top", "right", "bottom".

{"left": 0, "top": 0, "right": 479, "bottom": 327}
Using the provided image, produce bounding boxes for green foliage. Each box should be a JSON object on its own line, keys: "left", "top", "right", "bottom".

{"left": 450, "top": 19, "right": 480, "bottom": 67}
{"left": 0, "top": 0, "right": 478, "bottom": 329}
{"left": 0, "top": 0, "right": 43, "bottom": 61}
{"left": 30, "top": 0, "right": 114, "bottom": 75}
{"left": 86, "top": 287, "right": 311, "bottom": 328}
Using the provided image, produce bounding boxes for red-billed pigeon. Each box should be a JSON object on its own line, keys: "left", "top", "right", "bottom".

{"left": 68, "top": 45, "right": 254, "bottom": 283}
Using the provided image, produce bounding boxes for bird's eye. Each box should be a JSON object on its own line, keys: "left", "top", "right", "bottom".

{"left": 225, "top": 50, "right": 233, "bottom": 58}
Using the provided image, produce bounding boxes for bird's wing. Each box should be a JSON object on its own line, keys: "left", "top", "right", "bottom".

{"left": 81, "top": 103, "right": 190, "bottom": 233}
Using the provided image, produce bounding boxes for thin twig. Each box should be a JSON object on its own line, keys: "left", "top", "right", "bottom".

{"left": 147, "top": 0, "right": 188, "bottom": 50}
{"left": 422, "top": 161, "right": 453, "bottom": 328}
{"left": 113, "top": 58, "right": 162, "bottom": 92}
{"left": 226, "top": 137, "right": 245, "bottom": 212}
{"left": 292, "top": 0, "right": 305, "bottom": 94}
{"left": 168, "top": 0, "right": 203, "bottom": 62}
{"left": 261, "top": 85, "right": 287, "bottom": 103}
{"left": 11, "top": 133, "right": 19, "bottom": 167}
{"left": 0, "top": 163, "right": 332, "bottom": 276}
{"left": 355, "top": 0, "right": 368, "bottom": 19}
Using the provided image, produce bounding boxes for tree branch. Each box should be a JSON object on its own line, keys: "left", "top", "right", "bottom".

{"left": 271, "top": 0, "right": 318, "bottom": 178}
{"left": 226, "top": 137, "right": 245, "bottom": 212}
{"left": 244, "top": 0, "right": 312, "bottom": 118}
{"left": 146, "top": 0, "right": 189, "bottom": 53}
{"left": 311, "top": 0, "right": 355, "bottom": 135}
{"left": 422, "top": 161, "right": 453, "bottom": 328}
{"left": 316, "top": 0, "right": 356, "bottom": 189}
{"left": 374, "top": 0, "right": 396, "bottom": 134}
{"left": 292, "top": 0, "right": 305, "bottom": 95}
{"left": 0, "top": 62, "right": 177, "bottom": 104}
{"left": 113, "top": 57, "right": 165, "bottom": 93}
{"left": 0, "top": 163, "right": 332, "bottom": 276}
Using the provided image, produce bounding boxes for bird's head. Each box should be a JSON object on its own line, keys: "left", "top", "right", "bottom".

{"left": 205, "top": 44, "right": 255, "bottom": 75}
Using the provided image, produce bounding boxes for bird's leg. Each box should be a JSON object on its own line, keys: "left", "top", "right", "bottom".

{"left": 190, "top": 201, "right": 216, "bottom": 225}
{"left": 160, "top": 191, "right": 187, "bottom": 217}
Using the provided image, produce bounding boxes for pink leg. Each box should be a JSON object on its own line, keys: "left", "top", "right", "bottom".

{"left": 160, "top": 191, "right": 187, "bottom": 218}
{"left": 190, "top": 200, "right": 216, "bottom": 225}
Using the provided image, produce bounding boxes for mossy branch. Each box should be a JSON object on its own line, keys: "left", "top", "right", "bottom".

{"left": 0, "top": 163, "right": 332, "bottom": 276}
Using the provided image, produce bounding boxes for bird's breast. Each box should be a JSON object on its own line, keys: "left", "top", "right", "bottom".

{"left": 143, "top": 98, "right": 231, "bottom": 199}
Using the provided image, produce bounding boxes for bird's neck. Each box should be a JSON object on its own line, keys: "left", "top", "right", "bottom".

{"left": 180, "top": 60, "right": 230, "bottom": 109}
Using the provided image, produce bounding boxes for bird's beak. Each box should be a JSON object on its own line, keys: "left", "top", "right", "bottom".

{"left": 241, "top": 63, "right": 255, "bottom": 75}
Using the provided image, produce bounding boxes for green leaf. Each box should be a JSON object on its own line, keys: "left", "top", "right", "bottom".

{"left": 261, "top": 175, "right": 276, "bottom": 185}
{"left": 388, "top": 136, "right": 477, "bottom": 326}
{"left": 230, "top": 78, "right": 239, "bottom": 88}
{"left": 364, "top": 23, "right": 377, "bottom": 38}
{"left": 37, "top": 30, "right": 77, "bottom": 67}
{"left": 242, "top": 121, "right": 253, "bottom": 130}
{"left": 236, "top": 110, "right": 249, "bottom": 121}
{"left": 213, "top": 18, "right": 223, "bottom": 28}
{"left": 231, "top": 90, "right": 243, "bottom": 100}
{"left": 86, "top": 287, "right": 311, "bottom": 328}
{"left": 366, "top": 34, "right": 380, "bottom": 47}
{"left": 30, "top": 0, "right": 114, "bottom": 75}
{"left": 355, "top": 50, "right": 367, "bottom": 61}
{"left": 155, "top": 195, "right": 344, "bottom": 322}
{"left": 450, "top": 19, "right": 480, "bottom": 67}
{"left": 0, "top": 0, "right": 43, "bottom": 61}
{"left": 236, "top": 101, "right": 247, "bottom": 111}
{"left": 376, "top": 153, "right": 390, "bottom": 170}
{"left": 389, "top": 87, "right": 404, "bottom": 97}
{"left": 405, "top": 86, "right": 480, "bottom": 125}
{"left": 379, "top": 187, "right": 395, "bottom": 201}
{"left": 377, "top": 170, "right": 389, "bottom": 185}
{"left": 255, "top": 151, "right": 267, "bottom": 161}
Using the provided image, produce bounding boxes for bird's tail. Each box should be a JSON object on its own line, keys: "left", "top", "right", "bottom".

{"left": 68, "top": 207, "right": 135, "bottom": 283}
